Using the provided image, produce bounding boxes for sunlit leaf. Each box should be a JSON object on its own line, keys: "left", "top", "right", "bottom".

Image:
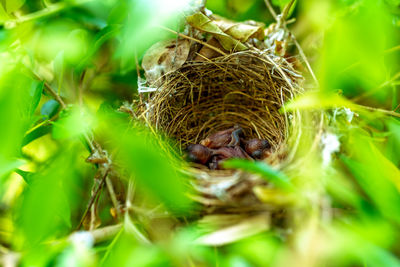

{"left": 15, "top": 146, "right": 80, "bottom": 247}
{"left": 341, "top": 132, "right": 400, "bottom": 224}
{"left": 283, "top": 92, "right": 357, "bottom": 111}
{"left": 4, "top": 0, "right": 25, "bottom": 13}
{"left": 101, "top": 116, "right": 193, "bottom": 214}
{"left": 223, "top": 159, "right": 294, "bottom": 191}
{"left": 29, "top": 81, "right": 44, "bottom": 116}
{"left": 52, "top": 108, "right": 94, "bottom": 140}
{"left": 22, "top": 125, "right": 52, "bottom": 147}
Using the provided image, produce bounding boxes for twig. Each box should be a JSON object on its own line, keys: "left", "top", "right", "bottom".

{"left": 291, "top": 35, "right": 319, "bottom": 86}
{"left": 277, "top": 0, "right": 296, "bottom": 27}
{"left": 106, "top": 177, "right": 122, "bottom": 219}
{"left": 264, "top": 0, "right": 277, "bottom": 20}
{"left": 34, "top": 67, "right": 123, "bottom": 223}
{"left": 77, "top": 168, "right": 110, "bottom": 230}
{"left": 352, "top": 71, "right": 400, "bottom": 102}
{"left": 355, "top": 104, "right": 400, "bottom": 118}
{"left": 264, "top": 0, "right": 319, "bottom": 86}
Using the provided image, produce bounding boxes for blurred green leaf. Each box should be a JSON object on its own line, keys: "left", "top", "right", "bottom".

{"left": 223, "top": 159, "right": 294, "bottom": 191}
{"left": 101, "top": 116, "right": 193, "bottom": 214}
{"left": 0, "top": 64, "right": 34, "bottom": 179}
{"left": 15, "top": 168, "right": 33, "bottom": 184}
{"left": 0, "top": 4, "right": 9, "bottom": 22}
{"left": 283, "top": 92, "right": 356, "bottom": 111}
{"left": 29, "top": 81, "right": 44, "bottom": 116}
{"left": 52, "top": 108, "right": 94, "bottom": 140}
{"left": 78, "top": 24, "right": 121, "bottom": 69}
{"left": 272, "top": 0, "right": 290, "bottom": 8}
{"left": 386, "top": 119, "right": 400, "bottom": 166}
{"left": 101, "top": 231, "right": 169, "bottom": 267}
{"left": 15, "top": 146, "right": 80, "bottom": 247}
{"left": 54, "top": 51, "right": 65, "bottom": 94}
{"left": 22, "top": 125, "right": 52, "bottom": 147}
{"left": 41, "top": 99, "right": 60, "bottom": 119}
{"left": 341, "top": 132, "right": 400, "bottom": 224}
{"left": 3, "top": 0, "right": 25, "bottom": 13}
{"left": 317, "top": 1, "right": 399, "bottom": 99}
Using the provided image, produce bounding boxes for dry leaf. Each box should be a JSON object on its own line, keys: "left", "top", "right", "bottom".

{"left": 194, "top": 37, "right": 226, "bottom": 61}
{"left": 186, "top": 12, "right": 247, "bottom": 52}
{"left": 142, "top": 39, "right": 190, "bottom": 86}
{"left": 214, "top": 18, "right": 265, "bottom": 42}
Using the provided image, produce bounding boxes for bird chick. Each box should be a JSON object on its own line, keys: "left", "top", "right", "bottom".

{"left": 244, "top": 138, "right": 271, "bottom": 159}
{"left": 200, "top": 126, "right": 243, "bottom": 149}
{"left": 209, "top": 146, "right": 252, "bottom": 170}
{"left": 186, "top": 144, "right": 212, "bottom": 165}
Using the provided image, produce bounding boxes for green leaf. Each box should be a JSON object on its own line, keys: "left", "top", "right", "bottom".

{"left": 223, "top": 159, "right": 294, "bottom": 191}
{"left": 22, "top": 125, "right": 52, "bottom": 147}
{"left": 283, "top": 92, "right": 357, "bottom": 112}
{"left": 341, "top": 140, "right": 400, "bottom": 224}
{"left": 15, "top": 168, "right": 33, "bottom": 184}
{"left": 0, "top": 64, "right": 33, "bottom": 178}
{"left": 41, "top": 99, "right": 60, "bottom": 119}
{"left": 16, "top": 147, "right": 80, "bottom": 247}
{"left": 101, "top": 115, "right": 193, "bottom": 214}
{"left": 0, "top": 159, "right": 25, "bottom": 180}
{"left": 0, "top": 4, "right": 9, "bottom": 22}
{"left": 77, "top": 24, "right": 121, "bottom": 70}
{"left": 4, "top": 0, "right": 25, "bottom": 13}
{"left": 29, "top": 81, "right": 44, "bottom": 116}
{"left": 52, "top": 109, "right": 93, "bottom": 140}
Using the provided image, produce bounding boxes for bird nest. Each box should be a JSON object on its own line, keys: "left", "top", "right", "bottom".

{"left": 136, "top": 46, "right": 303, "bottom": 211}
{"left": 150, "top": 50, "right": 297, "bottom": 153}
{"left": 132, "top": 9, "right": 305, "bottom": 215}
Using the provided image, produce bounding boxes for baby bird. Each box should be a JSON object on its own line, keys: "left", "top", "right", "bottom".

{"left": 209, "top": 146, "right": 252, "bottom": 170}
{"left": 243, "top": 138, "right": 271, "bottom": 159}
{"left": 186, "top": 144, "right": 212, "bottom": 164}
{"left": 200, "top": 126, "right": 243, "bottom": 149}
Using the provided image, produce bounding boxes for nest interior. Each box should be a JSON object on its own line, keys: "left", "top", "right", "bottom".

{"left": 145, "top": 50, "right": 301, "bottom": 159}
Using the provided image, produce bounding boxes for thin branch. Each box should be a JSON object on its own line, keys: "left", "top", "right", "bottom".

{"left": 355, "top": 104, "right": 400, "bottom": 118}
{"left": 77, "top": 168, "right": 110, "bottom": 230}
{"left": 276, "top": 0, "right": 296, "bottom": 28}
{"left": 393, "top": 103, "right": 400, "bottom": 112}
{"left": 264, "top": 0, "right": 278, "bottom": 20}
{"left": 352, "top": 71, "right": 400, "bottom": 102}
{"left": 43, "top": 81, "right": 67, "bottom": 109}
{"left": 106, "top": 177, "right": 122, "bottom": 219}
{"left": 265, "top": 0, "right": 319, "bottom": 86}
{"left": 291, "top": 35, "right": 319, "bottom": 86}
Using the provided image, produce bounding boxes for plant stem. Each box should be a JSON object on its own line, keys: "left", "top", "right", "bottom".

{"left": 77, "top": 168, "right": 110, "bottom": 230}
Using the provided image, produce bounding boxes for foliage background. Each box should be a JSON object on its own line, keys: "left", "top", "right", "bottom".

{"left": 0, "top": 0, "right": 400, "bottom": 266}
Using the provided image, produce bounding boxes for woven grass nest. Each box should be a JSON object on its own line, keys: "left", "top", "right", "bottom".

{"left": 136, "top": 14, "right": 303, "bottom": 214}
